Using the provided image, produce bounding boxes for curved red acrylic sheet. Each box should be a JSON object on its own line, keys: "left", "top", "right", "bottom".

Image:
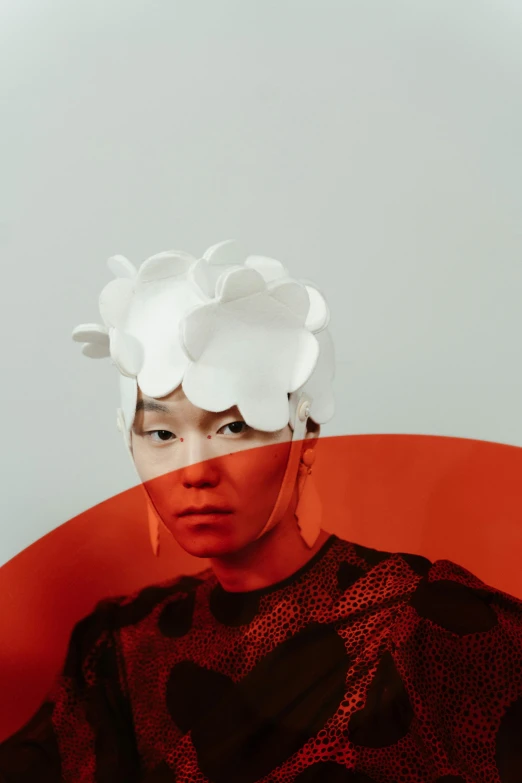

{"left": 0, "top": 433, "right": 521, "bottom": 740}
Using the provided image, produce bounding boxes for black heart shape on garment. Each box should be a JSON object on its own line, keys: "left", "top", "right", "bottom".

{"left": 347, "top": 650, "right": 413, "bottom": 748}
{"left": 167, "top": 622, "right": 351, "bottom": 783}
{"left": 496, "top": 695, "right": 522, "bottom": 783}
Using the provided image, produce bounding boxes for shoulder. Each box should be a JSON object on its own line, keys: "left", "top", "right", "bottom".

{"left": 63, "top": 568, "right": 212, "bottom": 675}
{"left": 390, "top": 557, "right": 522, "bottom": 778}
{"left": 332, "top": 535, "right": 433, "bottom": 581}
{"left": 390, "top": 554, "right": 522, "bottom": 716}
{"left": 96, "top": 567, "right": 212, "bottom": 631}
{"left": 403, "top": 556, "right": 522, "bottom": 637}
{"left": 332, "top": 536, "right": 522, "bottom": 637}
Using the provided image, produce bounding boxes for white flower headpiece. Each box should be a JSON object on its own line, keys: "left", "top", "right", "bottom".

{"left": 72, "top": 240, "right": 335, "bottom": 441}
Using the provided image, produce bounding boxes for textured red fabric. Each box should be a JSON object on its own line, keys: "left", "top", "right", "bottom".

{"left": 1, "top": 534, "right": 521, "bottom": 782}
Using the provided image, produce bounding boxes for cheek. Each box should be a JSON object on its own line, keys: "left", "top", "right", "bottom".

{"left": 133, "top": 437, "right": 293, "bottom": 534}
{"left": 130, "top": 438, "right": 160, "bottom": 483}
{"left": 229, "top": 440, "right": 291, "bottom": 505}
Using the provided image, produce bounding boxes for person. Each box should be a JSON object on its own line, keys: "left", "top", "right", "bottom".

{"left": 0, "top": 240, "right": 521, "bottom": 783}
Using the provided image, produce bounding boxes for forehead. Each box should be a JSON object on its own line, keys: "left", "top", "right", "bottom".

{"left": 135, "top": 385, "right": 237, "bottom": 420}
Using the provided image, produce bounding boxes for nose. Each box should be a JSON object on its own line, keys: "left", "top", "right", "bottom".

{"left": 179, "top": 437, "right": 221, "bottom": 489}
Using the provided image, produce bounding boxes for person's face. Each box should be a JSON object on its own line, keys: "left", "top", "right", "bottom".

{"left": 130, "top": 386, "right": 316, "bottom": 558}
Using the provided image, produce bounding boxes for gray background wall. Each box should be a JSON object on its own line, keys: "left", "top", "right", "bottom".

{"left": 1, "top": 0, "right": 521, "bottom": 565}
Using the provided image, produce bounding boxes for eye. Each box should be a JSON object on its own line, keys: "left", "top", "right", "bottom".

{"left": 218, "top": 421, "right": 250, "bottom": 436}
{"left": 148, "top": 430, "right": 176, "bottom": 443}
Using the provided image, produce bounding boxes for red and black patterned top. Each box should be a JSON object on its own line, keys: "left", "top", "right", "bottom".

{"left": 1, "top": 534, "right": 521, "bottom": 782}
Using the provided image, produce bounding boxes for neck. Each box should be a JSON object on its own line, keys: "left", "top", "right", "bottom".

{"left": 208, "top": 510, "right": 331, "bottom": 593}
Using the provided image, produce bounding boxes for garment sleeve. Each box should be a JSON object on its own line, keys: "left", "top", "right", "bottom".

{"left": 0, "top": 599, "right": 141, "bottom": 783}
{"left": 391, "top": 558, "right": 522, "bottom": 783}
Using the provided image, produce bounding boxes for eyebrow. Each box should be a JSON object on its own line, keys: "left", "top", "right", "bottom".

{"left": 135, "top": 398, "right": 242, "bottom": 423}
{"left": 135, "top": 399, "right": 171, "bottom": 414}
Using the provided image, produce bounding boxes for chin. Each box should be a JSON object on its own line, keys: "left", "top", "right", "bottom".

{"left": 167, "top": 523, "right": 247, "bottom": 559}
{"left": 169, "top": 520, "right": 258, "bottom": 559}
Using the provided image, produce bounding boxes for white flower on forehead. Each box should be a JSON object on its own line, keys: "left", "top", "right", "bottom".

{"left": 180, "top": 266, "right": 320, "bottom": 432}
{"left": 73, "top": 240, "right": 335, "bottom": 435}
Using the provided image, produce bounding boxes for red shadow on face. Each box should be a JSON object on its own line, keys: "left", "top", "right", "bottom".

{"left": 144, "top": 439, "right": 292, "bottom": 558}
{"left": 0, "top": 432, "right": 521, "bottom": 739}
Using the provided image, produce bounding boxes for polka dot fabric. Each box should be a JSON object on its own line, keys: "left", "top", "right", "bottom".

{"left": 1, "top": 535, "right": 521, "bottom": 783}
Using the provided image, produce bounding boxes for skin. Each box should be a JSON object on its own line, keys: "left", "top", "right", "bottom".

{"left": 130, "top": 385, "right": 330, "bottom": 592}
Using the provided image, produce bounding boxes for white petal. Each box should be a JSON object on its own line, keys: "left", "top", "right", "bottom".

{"left": 288, "top": 331, "right": 319, "bottom": 391}
{"left": 107, "top": 255, "right": 137, "bottom": 279}
{"left": 304, "top": 285, "right": 330, "bottom": 332}
{"left": 72, "top": 323, "right": 109, "bottom": 344}
{"left": 189, "top": 258, "right": 216, "bottom": 299}
{"left": 216, "top": 267, "right": 265, "bottom": 302}
{"left": 203, "top": 239, "right": 244, "bottom": 266}
{"left": 182, "top": 364, "right": 236, "bottom": 413}
{"left": 137, "top": 252, "right": 194, "bottom": 283}
{"left": 124, "top": 278, "right": 203, "bottom": 395}
{"left": 180, "top": 302, "right": 218, "bottom": 362}
{"left": 311, "top": 389, "right": 335, "bottom": 423}
{"left": 99, "top": 278, "right": 134, "bottom": 328}
{"left": 269, "top": 281, "right": 309, "bottom": 322}
{"left": 110, "top": 329, "right": 144, "bottom": 377}
{"left": 82, "top": 342, "right": 111, "bottom": 358}
{"left": 236, "top": 390, "right": 290, "bottom": 432}
{"left": 137, "top": 363, "right": 186, "bottom": 400}
{"left": 245, "top": 255, "right": 288, "bottom": 282}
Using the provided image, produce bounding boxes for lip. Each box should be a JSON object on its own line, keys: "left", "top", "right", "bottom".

{"left": 178, "top": 506, "right": 234, "bottom": 517}
{"left": 181, "top": 512, "right": 233, "bottom": 527}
